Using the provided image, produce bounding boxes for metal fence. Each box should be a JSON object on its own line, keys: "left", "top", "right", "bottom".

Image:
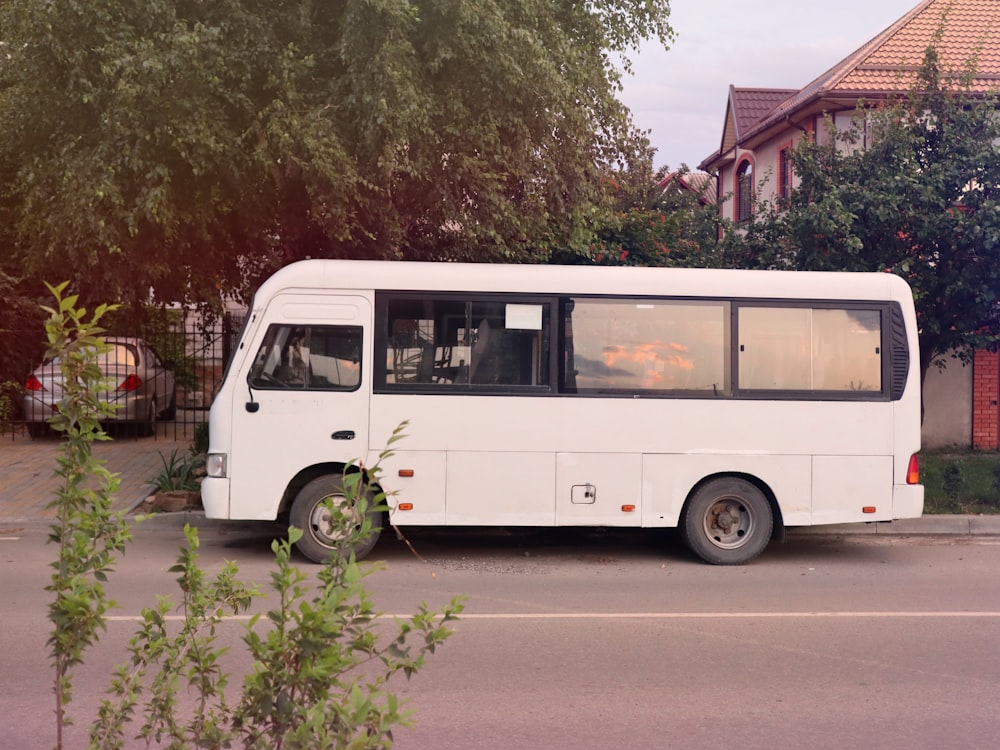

{"left": 2, "top": 310, "right": 245, "bottom": 443}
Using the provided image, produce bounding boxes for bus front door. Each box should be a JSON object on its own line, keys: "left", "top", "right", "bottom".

{"left": 228, "top": 293, "right": 373, "bottom": 520}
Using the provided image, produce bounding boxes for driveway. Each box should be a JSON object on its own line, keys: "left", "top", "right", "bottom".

{"left": 0, "top": 431, "right": 189, "bottom": 525}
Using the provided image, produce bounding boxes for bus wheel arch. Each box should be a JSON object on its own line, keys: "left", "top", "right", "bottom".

{"left": 680, "top": 473, "right": 782, "bottom": 565}
{"left": 285, "top": 467, "right": 385, "bottom": 564}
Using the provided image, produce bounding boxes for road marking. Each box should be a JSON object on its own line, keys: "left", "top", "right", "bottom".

{"left": 0, "top": 537, "right": 21, "bottom": 541}
{"left": 105, "top": 611, "right": 1000, "bottom": 622}
{"left": 450, "top": 611, "right": 1000, "bottom": 619}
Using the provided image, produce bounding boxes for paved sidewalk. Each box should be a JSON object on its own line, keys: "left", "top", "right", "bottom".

{"left": 3, "top": 433, "right": 1000, "bottom": 535}
{"left": 0, "top": 431, "right": 188, "bottom": 526}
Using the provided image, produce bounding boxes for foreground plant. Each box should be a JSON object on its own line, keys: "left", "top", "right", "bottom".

{"left": 90, "top": 448, "right": 462, "bottom": 749}
{"left": 42, "top": 282, "right": 132, "bottom": 749}
{"left": 41, "top": 283, "right": 462, "bottom": 748}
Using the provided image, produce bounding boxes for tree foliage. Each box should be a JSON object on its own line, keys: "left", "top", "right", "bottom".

{"left": 554, "top": 164, "right": 725, "bottom": 267}
{"left": 728, "top": 48, "right": 1000, "bottom": 378}
{"left": 0, "top": 0, "right": 673, "bottom": 307}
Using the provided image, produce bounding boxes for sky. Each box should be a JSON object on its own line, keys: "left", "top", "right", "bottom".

{"left": 618, "top": 0, "right": 923, "bottom": 170}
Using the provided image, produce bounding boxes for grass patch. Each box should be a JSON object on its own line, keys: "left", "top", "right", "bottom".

{"left": 921, "top": 450, "right": 1000, "bottom": 514}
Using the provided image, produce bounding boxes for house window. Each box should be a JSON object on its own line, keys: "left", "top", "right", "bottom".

{"left": 779, "top": 146, "right": 792, "bottom": 202}
{"left": 736, "top": 159, "right": 754, "bottom": 222}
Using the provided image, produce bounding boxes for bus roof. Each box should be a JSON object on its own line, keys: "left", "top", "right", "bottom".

{"left": 252, "top": 259, "right": 913, "bottom": 306}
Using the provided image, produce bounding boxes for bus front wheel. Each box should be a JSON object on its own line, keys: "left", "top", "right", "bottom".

{"left": 290, "top": 475, "right": 383, "bottom": 564}
{"left": 681, "top": 478, "right": 773, "bottom": 565}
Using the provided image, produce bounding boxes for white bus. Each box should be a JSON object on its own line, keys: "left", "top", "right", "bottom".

{"left": 202, "top": 259, "right": 923, "bottom": 565}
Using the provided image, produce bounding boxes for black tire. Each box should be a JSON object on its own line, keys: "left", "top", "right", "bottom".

{"left": 160, "top": 387, "right": 177, "bottom": 421}
{"left": 680, "top": 477, "right": 773, "bottom": 565}
{"left": 132, "top": 399, "right": 155, "bottom": 437}
{"left": 26, "top": 422, "right": 49, "bottom": 439}
{"left": 289, "top": 474, "right": 383, "bottom": 563}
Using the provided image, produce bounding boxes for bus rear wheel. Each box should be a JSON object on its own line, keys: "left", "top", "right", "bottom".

{"left": 290, "top": 475, "right": 383, "bottom": 563}
{"left": 681, "top": 478, "right": 773, "bottom": 565}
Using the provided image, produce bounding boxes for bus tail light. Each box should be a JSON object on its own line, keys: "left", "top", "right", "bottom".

{"left": 906, "top": 454, "right": 920, "bottom": 485}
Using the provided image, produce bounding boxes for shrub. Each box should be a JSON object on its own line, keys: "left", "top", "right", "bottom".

{"left": 92, "top": 441, "right": 463, "bottom": 748}
{"left": 922, "top": 451, "right": 1000, "bottom": 514}
{"left": 0, "top": 379, "right": 24, "bottom": 432}
{"left": 150, "top": 449, "right": 204, "bottom": 493}
{"left": 191, "top": 420, "right": 209, "bottom": 456}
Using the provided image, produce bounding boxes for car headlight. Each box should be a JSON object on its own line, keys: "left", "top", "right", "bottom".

{"left": 206, "top": 453, "right": 228, "bottom": 478}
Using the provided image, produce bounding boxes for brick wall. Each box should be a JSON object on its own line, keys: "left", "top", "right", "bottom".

{"left": 973, "top": 350, "right": 1000, "bottom": 450}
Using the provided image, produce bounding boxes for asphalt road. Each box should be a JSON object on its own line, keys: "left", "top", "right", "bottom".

{"left": 3, "top": 525, "right": 999, "bottom": 749}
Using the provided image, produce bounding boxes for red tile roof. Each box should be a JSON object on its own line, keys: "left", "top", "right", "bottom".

{"left": 706, "top": 0, "right": 1000, "bottom": 166}
{"left": 658, "top": 171, "right": 716, "bottom": 205}
{"left": 837, "top": 0, "right": 1000, "bottom": 91}
{"left": 731, "top": 88, "right": 799, "bottom": 139}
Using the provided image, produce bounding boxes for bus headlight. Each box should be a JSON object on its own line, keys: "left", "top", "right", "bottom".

{"left": 206, "top": 453, "right": 228, "bottom": 478}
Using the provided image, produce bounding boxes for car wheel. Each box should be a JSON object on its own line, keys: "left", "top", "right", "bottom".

{"left": 135, "top": 399, "right": 155, "bottom": 437}
{"left": 160, "top": 388, "right": 177, "bottom": 421}
{"left": 27, "top": 422, "right": 49, "bottom": 439}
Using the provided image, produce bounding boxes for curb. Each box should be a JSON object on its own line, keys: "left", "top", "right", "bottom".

{"left": 789, "top": 514, "right": 1000, "bottom": 536}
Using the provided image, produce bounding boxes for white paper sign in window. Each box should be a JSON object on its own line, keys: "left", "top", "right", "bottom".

{"left": 506, "top": 304, "right": 543, "bottom": 330}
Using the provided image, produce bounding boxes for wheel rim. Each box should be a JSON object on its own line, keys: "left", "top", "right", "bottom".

{"left": 307, "top": 493, "right": 360, "bottom": 550}
{"left": 701, "top": 496, "right": 755, "bottom": 550}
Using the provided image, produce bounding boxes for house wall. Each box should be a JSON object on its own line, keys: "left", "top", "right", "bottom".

{"left": 922, "top": 359, "right": 973, "bottom": 449}
{"left": 973, "top": 350, "right": 1000, "bottom": 449}
{"left": 719, "top": 126, "right": 819, "bottom": 219}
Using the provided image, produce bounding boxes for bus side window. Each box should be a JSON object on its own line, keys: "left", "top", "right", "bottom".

{"left": 468, "top": 303, "right": 550, "bottom": 387}
{"left": 738, "top": 307, "right": 882, "bottom": 392}
{"left": 384, "top": 298, "right": 550, "bottom": 389}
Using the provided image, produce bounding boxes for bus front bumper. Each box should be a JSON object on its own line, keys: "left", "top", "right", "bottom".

{"left": 201, "top": 477, "right": 230, "bottom": 519}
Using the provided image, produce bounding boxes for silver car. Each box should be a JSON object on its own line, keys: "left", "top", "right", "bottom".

{"left": 23, "top": 337, "right": 176, "bottom": 437}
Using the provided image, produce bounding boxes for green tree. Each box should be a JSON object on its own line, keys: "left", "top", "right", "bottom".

{"left": 0, "top": 1, "right": 673, "bottom": 307}
{"left": 728, "top": 48, "right": 1000, "bottom": 382}
{"left": 0, "top": 270, "right": 46, "bottom": 391}
{"left": 554, "top": 163, "right": 725, "bottom": 268}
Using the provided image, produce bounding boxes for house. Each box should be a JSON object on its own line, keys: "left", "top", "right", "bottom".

{"left": 699, "top": 0, "right": 1000, "bottom": 450}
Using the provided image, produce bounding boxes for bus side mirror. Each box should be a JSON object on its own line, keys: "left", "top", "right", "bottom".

{"left": 246, "top": 402, "right": 259, "bottom": 413}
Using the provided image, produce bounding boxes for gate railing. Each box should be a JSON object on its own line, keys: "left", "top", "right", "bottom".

{"left": 2, "top": 310, "right": 246, "bottom": 443}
